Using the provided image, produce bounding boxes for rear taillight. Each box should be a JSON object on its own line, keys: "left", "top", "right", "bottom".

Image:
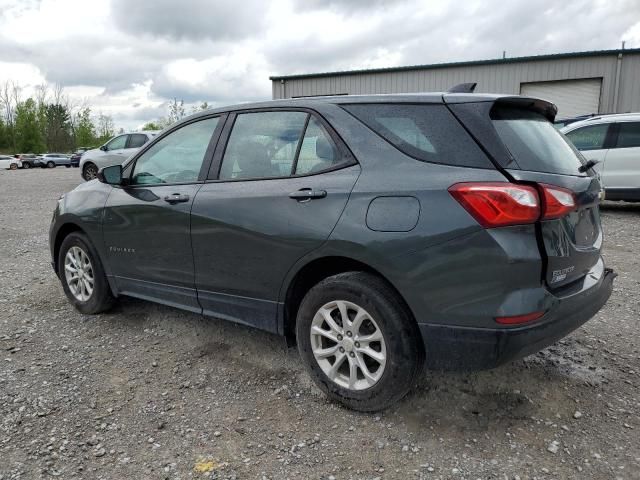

{"left": 540, "top": 184, "right": 576, "bottom": 220}
{"left": 448, "top": 182, "right": 540, "bottom": 228}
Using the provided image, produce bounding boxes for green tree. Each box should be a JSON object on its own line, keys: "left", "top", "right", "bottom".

{"left": 44, "top": 103, "right": 73, "bottom": 152}
{"left": 142, "top": 121, "right": 162, "bottom": 131}
{"left": 14, "top": 98, "right": 45, "bottom": 153}
{"left": 0, "top": 117, "right": 10, "bottom": 153}
{"left": 74, "top": 107, "right": 96, "bottom": 147}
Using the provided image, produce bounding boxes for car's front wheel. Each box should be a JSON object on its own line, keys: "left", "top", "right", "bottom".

{"left": 82, "top": 163, "right": 98, "bottom": 181}
{"left": 10, "top": 163, "right": 18, "bottom": 170}
{"left": 47, "top": 161, "right": 55, "bottom": 168}
{"left": 58, "top": 232, "right": 115, "bottom": 314}
{"left": 296, "top": 272, "right": 424, "bottom": 411}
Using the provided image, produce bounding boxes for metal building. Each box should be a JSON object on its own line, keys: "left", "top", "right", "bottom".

{"left": 270, "top": 48, "right": 640, "bottom": 118}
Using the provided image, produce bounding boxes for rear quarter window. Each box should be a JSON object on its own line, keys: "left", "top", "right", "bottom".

{"left": 491, "top": 107, "right": 585, "bottom": 176}
{"left": 342, "top": 104, "right": 491, "bottom": 168}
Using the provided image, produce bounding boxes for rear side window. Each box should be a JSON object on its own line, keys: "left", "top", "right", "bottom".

{"left": 128, "top": 133, "right": 148, "bottom": 148}
{"left": 616, "top": 122, "right": 640, "bottom": 148}
{"left": 565, "top": 124, "right": 608, "bottom": 150}
{"left": 343, "top": 104, "right": 489, "bottom": 168}
{"left": 294, "top": 117, "right": 339, "bottom": 175}
{"left": 220, "top": 111, "right": 307, "bottom": 180}
{"left": 492, "top": 107, "right": 585, "bottom": 176}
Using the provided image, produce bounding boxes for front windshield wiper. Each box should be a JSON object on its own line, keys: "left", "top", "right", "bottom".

{"left": 578, "top": 159, "right": 599, "bottom": 173}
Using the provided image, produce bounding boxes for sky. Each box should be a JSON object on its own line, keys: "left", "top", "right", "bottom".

{"left": 0, "top": 0, "right": 639, "bottom": 130}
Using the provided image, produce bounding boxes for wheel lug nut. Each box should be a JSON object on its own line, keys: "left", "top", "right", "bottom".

{"left": 339, "top": 347, "right": 345, "bottom": 353}
{"left": 346, "top": 331, "right": 352, "bottom": 337}
{"left": 349, "top": 352, "right": 355, "bottom": 357}
{"left": 354, "top": 342, "right": 360, "bottom": 348}
{"left": 337, "top": 335, "right": 343, "bottom": 341}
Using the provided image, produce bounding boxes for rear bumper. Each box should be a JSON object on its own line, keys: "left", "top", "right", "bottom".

{"left": 420, "top": 265, "right": 615, "bottom": 370}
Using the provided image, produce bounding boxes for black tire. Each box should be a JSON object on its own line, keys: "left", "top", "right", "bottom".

{"left": 65, "top": 165, "right": 71, "bottom": 168}
{"left": 58, "top": 232, "right": 115, "bottom": 314}
{"left": 83, "top": 163, "right": 98, "bottom": 181}
{"left": 47, "top": 161, "right": 55, "bottom": 168}
{"left": 296, "top": 271, "right": 424, "bottom": 411}
{"left": 23, "top": 162, "right": 31, "bottom": 169}
{"left": 9, "top": 163, "right": 18, "bottom": 170}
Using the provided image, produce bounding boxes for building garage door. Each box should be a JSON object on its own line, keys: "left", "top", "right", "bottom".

{"left": 520, "top": 78, "right": 602, "bottom": 118}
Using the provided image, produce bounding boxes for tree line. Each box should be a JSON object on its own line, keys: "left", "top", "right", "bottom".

{"left": 0, "top": 81, "right": 209, "bottom": 155}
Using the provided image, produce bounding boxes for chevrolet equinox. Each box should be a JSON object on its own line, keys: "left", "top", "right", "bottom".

{"left": 50, "top": 92, "right": 615, "bottom": 411}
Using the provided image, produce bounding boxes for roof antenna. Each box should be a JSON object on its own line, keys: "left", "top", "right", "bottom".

{"left": 447, "top": 83, "right": 477, "bottom": 94}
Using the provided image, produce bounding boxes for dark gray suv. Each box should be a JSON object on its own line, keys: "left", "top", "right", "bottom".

{"left": 50, "top": 93, "right": 615, "bottom": 411}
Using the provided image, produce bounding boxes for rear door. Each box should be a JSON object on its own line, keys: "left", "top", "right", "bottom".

{"left": 125, "top": 133, "right": 150, "bottom": 158}
{"left": 601, "top": 121, "right": 640, "bottom": 189}
{"left": 448, "top": 98, "right": 603, "bottom": 289}
{"left": 191, "top": 109, "right": 359, "bottom": 332}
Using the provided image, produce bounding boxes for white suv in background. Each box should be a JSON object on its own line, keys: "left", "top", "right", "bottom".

{"left": 562, "top": 113, "right": 640, "bottom": 202}
{"left": 80, "top": 131, "right": 159, "bottom": 181}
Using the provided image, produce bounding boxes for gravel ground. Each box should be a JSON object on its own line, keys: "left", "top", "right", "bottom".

{"left": 1, "top": 167, "right": 639, "bottom": 480}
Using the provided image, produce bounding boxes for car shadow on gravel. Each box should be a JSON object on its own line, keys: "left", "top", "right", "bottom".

{"left": 87, "top": 295, "right": 602, "bottom": 439}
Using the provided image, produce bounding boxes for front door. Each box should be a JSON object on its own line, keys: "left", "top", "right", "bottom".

{"left": 101, "top": 134, "right": 130, "bottom": 167}
{"left": 102, "top": 116, "right": 222, "bottom": 311}
{"left": 191, "top": 110, "right": 360, "bottom": 332}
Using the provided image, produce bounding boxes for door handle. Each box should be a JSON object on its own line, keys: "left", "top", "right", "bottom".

{"left": 289, "top": 189, "right": 327, "bottom": 201}
{"left": 164, "top": 193, "right": 190, "bottom": 204}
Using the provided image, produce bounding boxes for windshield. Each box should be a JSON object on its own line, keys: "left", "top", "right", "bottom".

{"left": 492, "top": 107, "right": 585, "bottom": 176}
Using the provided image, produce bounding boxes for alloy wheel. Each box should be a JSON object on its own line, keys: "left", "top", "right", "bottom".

{"left": 64, "top": 246, "right": 94, "bottom": 302}
{"left": 310, "top": 300, "right": 387, "bottom": 391}
{"left": 84, "top": 164, "right": 97, "bottom": 180}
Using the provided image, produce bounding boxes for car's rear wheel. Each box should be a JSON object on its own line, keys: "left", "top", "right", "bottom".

{"left": 47, "top": 161, "right": 55, "bottom": 168}
{"left": 23, "top": 162, "right": 30, "bottom": 169}
{"left": 58, "top": 232, "right": 115, "bottom": 314}
{"left": 296, "top": 271, "right": 424, "bottom": 411}
{"left": 83, "top": 163, "right": 98, "bottom": 181}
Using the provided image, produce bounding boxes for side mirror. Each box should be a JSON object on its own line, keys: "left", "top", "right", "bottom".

{"left": 97, "top": 165, "right": 123, "bottom": 185}
{"left": 100, "top": 144, "right": 108, "bottom": 151}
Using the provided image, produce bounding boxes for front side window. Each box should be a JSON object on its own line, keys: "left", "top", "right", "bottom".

{"left": 128, "top": 133, "right": 148, "bottom": 149}
{"left": 219, "top": 111, "right": 307, "bottom": 180}
{"left": 564, "top": 124, "right": 609, "bottom": 151}
{"left": 615, "top": 122, "right": 640, "bottom": 149}
{"left": 131, "top": 117, "right": 219, "bottom": 185}
{"left": 106, "top": 135, "right": 127, "bottom": 151}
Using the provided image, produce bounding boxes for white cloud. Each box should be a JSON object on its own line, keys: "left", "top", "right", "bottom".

{"left": 0, "top": 0, "right": 638, "bottom": 129}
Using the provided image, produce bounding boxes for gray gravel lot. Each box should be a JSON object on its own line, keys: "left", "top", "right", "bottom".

{"left": 1, "top": 167, "right": 639, "bottom": 480}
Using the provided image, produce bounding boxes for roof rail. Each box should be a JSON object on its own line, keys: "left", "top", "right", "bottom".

{"left": 447, "top": 82, "right": 477, "bottom": 93}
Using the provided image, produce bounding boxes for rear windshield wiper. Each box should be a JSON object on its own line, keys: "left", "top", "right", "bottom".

{"left": 578, "top": 159, "right": 599, "bottom": 173}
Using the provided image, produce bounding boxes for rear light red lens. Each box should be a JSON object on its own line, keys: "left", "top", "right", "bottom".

{"left": 540, "top": 184, "right": 576, "bottom": 220}
{"left": 495, "top": 311, "right": 545, "bottom": 325}
{"left": 449, "top": 182, "right": 540, "bottom": 228}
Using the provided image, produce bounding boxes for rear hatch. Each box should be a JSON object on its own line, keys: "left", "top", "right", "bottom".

{"left": 447, "top": 96, "right": 603, "bottom": 289}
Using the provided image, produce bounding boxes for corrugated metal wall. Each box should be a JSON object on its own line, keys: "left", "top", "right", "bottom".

{"left": 272, "top": 52, "right": 640, "bottom": 114}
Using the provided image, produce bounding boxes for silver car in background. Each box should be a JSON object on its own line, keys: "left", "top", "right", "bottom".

{"left": 80, "top": 131, "right": 159, "bottom": 181}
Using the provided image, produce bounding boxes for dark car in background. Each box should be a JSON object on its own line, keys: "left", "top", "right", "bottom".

{"left": 70, "top": 148, "right": 90, "bottom": 168}
{"left": 49, "top": 93, "right": 615, "bottom": 411}
{"left": 16, "top": 154, "right": 42, "bottom": 168}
